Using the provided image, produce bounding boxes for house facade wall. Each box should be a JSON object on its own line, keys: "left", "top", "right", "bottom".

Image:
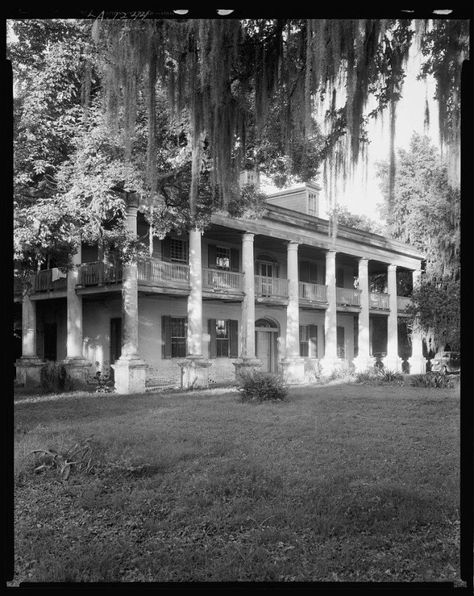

{"left": 16, "top": 199, "right": 426, "bottom": 390}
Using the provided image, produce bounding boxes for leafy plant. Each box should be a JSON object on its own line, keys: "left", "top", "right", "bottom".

{"left": 94, "top": 371, "right": 114, "bottom": 394}
{"left": 410, "top": 372, "right": 457, "bottom": 388}
{"left": 40, "top": 362, "right": 74, "bottom": 394}
{"left": 29, "top": 436, "right": 96, "bottom": 482}
{"left": 355, "top": 367, "right": 404, "bottom": 386}
{"left": 238, "top": 372, "right": 288, "bottom": 403}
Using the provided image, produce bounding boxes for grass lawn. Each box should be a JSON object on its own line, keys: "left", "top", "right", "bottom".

{"left": 12, "top": 382, "right": 460, "bottom": 583}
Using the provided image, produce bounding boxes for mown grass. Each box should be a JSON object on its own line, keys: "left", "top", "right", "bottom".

{"left": 12, "top": 383, "right": 460, "bottom": 583}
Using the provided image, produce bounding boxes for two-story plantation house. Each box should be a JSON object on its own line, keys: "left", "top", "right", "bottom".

{"left": 14, "top": 181, "right": 427, "bottom": 393}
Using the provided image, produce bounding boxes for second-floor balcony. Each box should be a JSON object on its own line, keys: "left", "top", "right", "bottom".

{"left": 336, "top": 287, "right": 361, "bottom": 307}
{"left": 370, "top": 292, "right": 390, "bottom": 310}
{"left": 77, "top": 262, "right": 123, "bottom": 286}
{"left": 203, "top": 268, "right": 243, "bottom": 293}
{"left": 138, "top": 259, "right": 189, "bottom": 287}
{"left": 255, "top": 275, "right": 289, "bottom": 300}
{"left": 299, "top": 281, "right": 327, "bottom": 304}
{"left": 397, "top": 296, "right": 412, "bottom": 312}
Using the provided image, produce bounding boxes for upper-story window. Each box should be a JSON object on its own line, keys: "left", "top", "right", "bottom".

{"left": 170, "top": 238, "right": 188, "bottom": 262}
{"left": 216, "top": 246, "right": 231, "bottom": 269}
{"left": 308, "top": 192, "right": 318, "bottom": 217}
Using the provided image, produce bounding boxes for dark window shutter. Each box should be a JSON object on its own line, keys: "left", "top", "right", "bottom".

{"left": 308, "top": 324, "right": 318, "bottom": 357}
{"left": 162, "top": 316, "right": 172, "bottom": 359}
{"left": 161, "top": 237, "right": 172, "bottom": 262}
{"left": 208, "top": 244, "right": 217, "bottom": 268}
{"left": 230, "top": 248, "right": 239, "bottom": 272}
{"left": 208, "top": 319, "right": 217, "bottom": 359}
{"left": 336, "top": 267, "right": 344, "bottom": 288}
{"left": 309, "top": 263, "right": 318, "bottom": 282}
{"left": 228, "top": 320, "right": 238, "bottom": 357}
{"left": 299, "top": 261, "right": 310, "bottom": 282}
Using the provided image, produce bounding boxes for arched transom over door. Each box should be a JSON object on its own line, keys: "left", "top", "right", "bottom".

{"left": 255, "top": 318, "right": 279, "bottom": 373}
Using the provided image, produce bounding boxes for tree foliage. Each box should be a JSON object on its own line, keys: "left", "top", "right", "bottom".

{"left": 377, "top": 133, "right": 460, "bottom": 351}
{"left": 9, "top": 17, "right": 468, "bottom": 279}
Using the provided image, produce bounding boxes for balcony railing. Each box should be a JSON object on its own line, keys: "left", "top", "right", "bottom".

{"left": 33, "top": 269, "right": 68, "bottom": 293}
{"left": 255, "top": 275, "right": 288, "bottom": 298}
{"left": 138, "top": 258, "right": 189, "bottom": 285}
{"left": 203, "top": 268, "right": 243, "bottom": 292}
{"left": 336, "top": 287, "right": 361, "bottom": 307}
{"left": 77, "top": 262, "right": 122, "bottom": 286}
{"left": 299, "top": 281, "right": 327, "bottom": 303}
{"left": 397, "top": 296, "right": 412, "bottom": 312}
{"left": 370, "top": 292, "right": 390, "bottom": 310}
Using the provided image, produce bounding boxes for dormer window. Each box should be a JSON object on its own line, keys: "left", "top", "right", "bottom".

{"left": 308, "top": 192, "right": 318, "bottom": 217}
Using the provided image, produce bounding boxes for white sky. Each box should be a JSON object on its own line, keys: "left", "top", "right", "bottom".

{"left": 261, "top": 46, "right": 440, "bottom": 221}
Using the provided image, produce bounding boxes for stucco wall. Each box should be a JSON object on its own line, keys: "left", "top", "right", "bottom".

{"left": 82, "top": 295, "right": 122, "bottom": 376}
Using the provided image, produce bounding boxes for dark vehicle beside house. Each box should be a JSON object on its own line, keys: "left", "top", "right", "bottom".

{"left": 431, "top": 351, "right": 460, "bottom": 374}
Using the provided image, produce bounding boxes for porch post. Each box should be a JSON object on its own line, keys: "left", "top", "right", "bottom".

{"left": 234, "top": 232, "right": 261, "bottom": 380}
{"left": 62, "top": 242, "right": 91, "bottom": 386}
{"left": 320, "top": 249, "right": 340, "bottom": 376}
{"left": 353, "top": 257, "right": 375, "bottom": 372}
{"left": 383, "top": 263, "right": 402, "bottom": 371}
{"left": 408, "top": 269, "right": 427, "bottom": 374}
{"left": 281, "top": 241, "right": 305, "bottom": 383}
{"left": 113, "top": 193, "right": 147, "bottom": 394}
{"left": 179, "top": 228, "right": 211, "bottom": 388}
{"left": 15, "top": 291, "right": 44, "bottom": 387}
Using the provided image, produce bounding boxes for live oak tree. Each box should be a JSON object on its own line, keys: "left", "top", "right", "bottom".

{"left": 377, "top": 133, "right": 460, "bottom": 352}
{"left": 10, "top": 17, "right": 468, "bottom": 276}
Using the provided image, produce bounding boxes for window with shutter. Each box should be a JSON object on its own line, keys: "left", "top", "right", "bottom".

{"left": 308, "top": 324, "right": 318, "bottom": 357}
{"left": 228, "top": 320, "right": 238, "bottom": 357}
{"left": 216, "top": 319, "right": 229, "bottom": 356}
{"left": 230, "top": 248, "right": 239, "bottom": 272}
{"left": 336, "top": 267, "right": 345, "bottom": 288}
{"left": 299, "top": 326, "right": 309, "bottom": 357}
{"left": 208, "top": 318, "right": 217, "bottom": 359}
{"left": 162, "top": 315, "right": 187, "bottom": 358}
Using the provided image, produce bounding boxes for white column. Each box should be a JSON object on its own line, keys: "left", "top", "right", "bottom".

{"left": 66, "top": 246, "right": 84, "bottom": 359}
{"left": 408, "top": 269, "right": 427, "bottom": 374}
{"left": 320, "top": 249, "right": 339, "bottom": 376}
{"left": 353, "top": 257, "right": 374, "bottom": 372}
{"left": 179, "top": 228, "right": 211, "bottom": 389}
{"left": 281, "top": 241, "right": 305, "bottom": 383}
{"left": 383, "top": 263, "right": 402, "bottom": 371}
{"left": 286, "top": 241, "right": 300, "bottom": 358}
{"left": 187, "top": 228, "right": 203, "bottom": 357}
{"left": 234, "top": 232, "right": 261, "bottom": 379}
{"left": 63, "top": 243, "right": 91, "bottom": 385}
{"left": 241, "top": 232, "right": 256, "bottom": 359}
{"left": 15, "top": 290, "right": 44, "bottom": 387}
{"left": 121, "top": 200, "right": 140, "bottom": 358}
{"left": 21, "top": 293, "right": 37, "bottom": 358}
{"left": 114, "top": 193, "right": 147, "bottom": 394}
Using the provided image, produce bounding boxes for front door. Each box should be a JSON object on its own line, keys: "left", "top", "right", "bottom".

{"left": 256, "top": 330, "right": 278, "bottom": 372}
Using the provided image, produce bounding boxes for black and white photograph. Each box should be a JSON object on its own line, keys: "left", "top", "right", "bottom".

{"left": 7, "top": 7, "right": 471, "bottom": 588}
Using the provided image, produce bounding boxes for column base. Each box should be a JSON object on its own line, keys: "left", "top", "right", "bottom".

{"left": 408, "top": 355, "right": 427, "bottom": 375}
{"left": 112, "top": 356, "right": 147, "bottom": 394}
{"left": 382, "top": 354, "right": 403, "bottom": 372}
{"left": 280, "top": 357, "right": 306, "bottom": 384}
{"left": 233, "top": 358, "right": 263, "bottom": 382}
{"left": 178, "top": 356, "right": 212, "bottom": 390}
{"left": 62, "top": 357, "right": 92, "bottom": 388}
{"left": 319, "top": 356, "right": 343, "bottom": 377}
{"left": 15, "top": 357, "right": 44, "bottom": 389}
{"left": 352, "top": 355, "right": 376, "bottom": 373}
